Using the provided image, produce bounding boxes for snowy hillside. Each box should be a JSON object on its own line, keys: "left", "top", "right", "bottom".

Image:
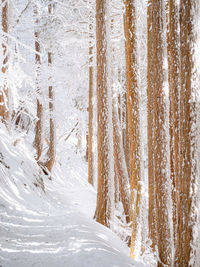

{"left": 0, "top": 126, "right": 146, "bottom": 267}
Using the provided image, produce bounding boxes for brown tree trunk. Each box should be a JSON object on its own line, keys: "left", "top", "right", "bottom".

{"left": 147, "top": 0, "right": 157, "bottom": 252}
{"left": 151, "top": 1, "right": 173, "bottom": 266}
{"left": 88, "top": 13, "right": 94, "bottom": 185}
{"left": 124, "top": 0, "right": 141, "bottom": 258}
{"left": 34, "top": 5, "right": 43, "bottom": 161}
{"left": 122, "top": 92, "right": 130, "bottom": 180}
{"left": 45, "top": 3, "right": 55, "bottom": 173}
{"left": 175, "top": 1, "right": 196, "bottom": 265}
{"left": 112, "top": 95, "right": 130, "bottom": 224}
{"left": 0, "top": 0, "right": 9, "bottom": 123}
{"left": 166, "top": 0, "right": 181, "bottom": 254}
{"left": 94, "top": 0, "right": 113, "bottom": 228}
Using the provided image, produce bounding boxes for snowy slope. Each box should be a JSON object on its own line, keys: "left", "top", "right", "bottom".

{"left": 0, "top": 127, "right": 146, "bottom": 267}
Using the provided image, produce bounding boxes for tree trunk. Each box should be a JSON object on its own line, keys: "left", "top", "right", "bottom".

{"left": 88, "top": 10, "right": 94, "bottom": 185}
{"left": 175, "top": 1, "right": 196, "bottom": 265}
{"left": 122, "top": 92, "right": 130, "bottom": 180}
{"left": 166, "top": 0, "right": 181, "bottom": 253}
{"left": 94, "top": 0, "right": 114, "bottom": 228}
{"left": 45, "top": 3, "right": 55, "bottom": 173}
{"left": 112, "top": 95, "right": 130, "bottom": 224}
{"left": 147, "top": 0, "right": 157, "bottom": 252}
{"left": 0, "top": 0, "right": 9, "bottom": 124}
{"left": 34, "top": 4, "right": 43, "bottom": 161}
{"left": 151, "top": 1, "right": 173, "bottom": 266}
{"left": 124, "top": 0, "right": 141, "bottom": 258}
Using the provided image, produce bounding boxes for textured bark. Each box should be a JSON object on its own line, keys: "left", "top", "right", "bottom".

{"left": 0, "top": 0, "right": 9, "bottom": 123}
{"left": 94, "top": 0, "right": 113, "bottom": 228}
{"left": 147, "top": 0, "right": 157, "bottom": 252}
{"left": 175, "top": 1, "right": 196, "bottom": 266}
{"left": 112, "top": 97, "right": 130, "bottom": 224}
{"left": 122, "top": 92, "right": 130, "bottom": 180}
{"left": 34, "top": 5, "right": 43, "bottom": 161}
{"left": 152, "top": 1, "right": 173, "bottom": 266}
{"left": 45, "top": 3, "right": 55, "bottom": 173}
{"left": 88, "top": 15, "right": 94, "bottom": 185}
{"left": 147, "top": 1, "right": 173, "bottom": 265}
{"left": 166, "top": 0, "right": 181, "bottom": 253}
{"left": 124, "top": 0, "right": 141, "bottom": 258}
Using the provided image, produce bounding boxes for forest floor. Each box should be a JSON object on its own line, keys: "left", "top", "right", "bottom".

{"left": 0, "top": 127, "right": 147, "bottom": 267}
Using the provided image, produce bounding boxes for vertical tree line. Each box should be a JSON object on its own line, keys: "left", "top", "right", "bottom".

{"left": 93, "top": 0, "right": 198, "bottom": 266}
{"left": 0, "top": 0, "right": 199, "bottom": 266}
{"left": 94, "top": 0, "right": 114, "bottom": 228}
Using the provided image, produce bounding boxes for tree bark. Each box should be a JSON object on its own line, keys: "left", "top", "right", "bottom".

{"left": 175, "top": 1, "right": 196, "bottom": 265}
{"left": 45, "top": 3, "right": 55, "bottom": 173}
{"left": 88, "top": 10, "right": 94, "bottom": 185}
{"left": 0, "top": 0, "right": 9, "bottom": 124}
{"left": 34, "top": 4, "right": 43, "bottom": 161}
{"left": 112, "top": 95, "right": 130, "bottom": 224}
{"left": 148, "top": 1, "right": 173, "bottom": 265}
{"left": 124, "top": 0, "right": 141, "bottom": 258}
{"left": 147, "top": 0, "right": 157, "bottom": 252}
{"left": 94, "top": 0, "right": 114, "bottom": 228}
{"left": 166, "top": 0, "right": 181, "bottom": 253}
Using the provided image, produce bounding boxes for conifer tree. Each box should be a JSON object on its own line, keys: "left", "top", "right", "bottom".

{"left": 148, "top": 1, "right": 173, "bottom": 265}
{"left": 45, "top": 2, "right": 55, "bottom": 172}
{"left": 124, "top": 0, "right": 141, "bottom": 258}
{"left": 147, "top": 0, "right": 157, "bottom": 252}
{"left": 112, "top": 94, "right": 130, "bottom": 224}
{"left": 88, "top": 6, "right": 94, "bottom": 185}
{"left": 34, "top": 4, "right": 43, "bottom": 161}
{"left": 176, "top": 1, "right": 197, "bottom": 265}
{"left": 94, "top": 0, "right": 114, "bottom": 228}
{"left": 166, "top": 0, "right": 180, "bottom": 250}
{"left": 0, "top": 0, "right": 9, "bottom": 124}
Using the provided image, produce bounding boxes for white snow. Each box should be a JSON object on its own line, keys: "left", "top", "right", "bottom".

{"left": 0, "top": 125, "right": 146, "bottom": 267}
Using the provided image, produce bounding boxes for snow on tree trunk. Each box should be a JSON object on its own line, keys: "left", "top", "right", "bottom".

{"left": 148, "top": 1, "right": 173, "bottom": 266}
{"left": 166, "top": 0, "right": 181, "bottom": 255}
{"left": 112, "top": 94, "right": 130, "bottom": 224}
{"left": 34, "top": 4, "right": 43, "bottom": 161}
{"left": 175, "top": 1, "right": 198, "bottom": 266}
{"left": 147, "top": 0, "right": 157, "bottom": 253}
{"left": 124, "top": 0, "right": 142, "bottom": 258}
{"left": 45, "top": 3, "right": 56, "bottom": 173}
{"left": 88, "top": 5, "right": 94, "bottom": 186}
{"left": 94, "top": 0, "right": 114, "bottom": 228}
{"left": 0, "top": 0, "right": 9, "bottom": 124}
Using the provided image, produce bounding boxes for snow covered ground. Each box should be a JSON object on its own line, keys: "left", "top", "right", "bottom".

{"left": 0, "top": 127, "right": 146, "bottom": 267}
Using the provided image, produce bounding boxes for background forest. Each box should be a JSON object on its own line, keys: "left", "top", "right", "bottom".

{"left": 0, "top": 0, "right": 200, "bottom": 267}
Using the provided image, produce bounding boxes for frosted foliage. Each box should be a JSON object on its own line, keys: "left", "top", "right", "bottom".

{"left": 5, "top": 0, "right": 91, "bottom": 141}
{"left": 1, "top": 0, "right": 200, "bottom": 266}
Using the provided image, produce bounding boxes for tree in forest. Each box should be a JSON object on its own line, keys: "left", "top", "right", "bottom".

{"left": 87, "top": 4, "right": 94, "bottom": 185}
{"left": 34, "top": 3, "right": 43, "bottom": 161}
{"left": 147, "top": 0, "right": 156, "bottom": 253}
{"left": 175, "top": 1, "right": 197, "bottom": 265}
{"left": 109, "top": 13, "right": 130, "bottom": 226}
{"left": 0, "top": 0, "right": 9, "bottom": 124}
{"left": 112, "top": 93, "right": 130, "bottom": 225}
{"left": 121, "top": 91, "right": 130, "bottom": 181}
{"left": 44, "top": 2, "right": 56, "bottom": 173}
{"left": 124, "top": 0, "right": 142, "bottom": 258}
{"left": 147, "top": 1, "right": 173, "bottom": 266}
{"left": 166, "top": 0, "right": 181, "bottom": 254}
{"left": 94, "top": 0, "right": 114, "bottom": 228}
